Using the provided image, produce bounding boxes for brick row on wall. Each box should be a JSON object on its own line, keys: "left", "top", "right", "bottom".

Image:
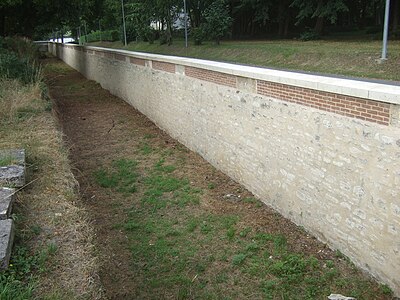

{"left": 114, "top": 53, "right": 126, "bottom": 61}
{"left": 185, "top": 66, "right": 237, "bottom": 88}
{"left": 257, "top": 80, "right": 390, "bottom": 125}
{"left": 63, "top": 44, "right": 393, "bottom": 126}
{"left": 130, "top": 57, "right": 146, "bottom": 66}
{"left": 152, "top": 61, "right": 176, "bottom": 73}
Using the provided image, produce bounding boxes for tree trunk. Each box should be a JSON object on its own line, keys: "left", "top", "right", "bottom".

{"left": 0, "top": 10, "right": 5, "bottom": 36}
{"left": 284, "top": 16, "right": 290, "bottom": 38}
{"left": 278, "top": 2, "right": 285, "bottom": 37}
{"left": 314, "top": 16, "right": 324, "bottom": 34}
{"left": 393, "top": 0, "right": 399, "bottom": 31}
{"left": 314, "top": 0, "right": 325, "bottom": 34}
{"left": 165, "top": 10, "right": 173, "bottom": 46}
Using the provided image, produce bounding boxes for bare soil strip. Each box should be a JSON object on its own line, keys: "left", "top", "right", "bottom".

{"left": 45, "top": 58, "right": 392, "bottom": 300}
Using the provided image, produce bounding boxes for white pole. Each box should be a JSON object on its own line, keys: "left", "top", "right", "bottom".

{"left": 381, "top": 0, "right": 391, "bottom": 60}
{"left": 183, "top": 0, "right": 188, "bottom": 48}
{"left": 121, "top": 0, "right": 127, "bottom": 46}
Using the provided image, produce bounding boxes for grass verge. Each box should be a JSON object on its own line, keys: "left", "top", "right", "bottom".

{"left": 0, "top": 78, "right": 101, "bottom": 299}
{"left": 94, "top": 137, "right": 393, "bottom": 299}
{"left": 89, "top": 39, "right": 400, "bottom": 82}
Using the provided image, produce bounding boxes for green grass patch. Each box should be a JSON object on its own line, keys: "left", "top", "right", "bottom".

{"left": 0, "top": 156, "right": 17, "bottom": 167}
{"left": 92, "top": 149, "right": 391, "bottom": 298}
{"left": 0, "top": 243, "right": 56, "bottom": 299}
{"left": 139, "top": 142, "right": 153, "bottom": 155}
{"left": 94, "top": 159, "right": 138, "bottom": 194}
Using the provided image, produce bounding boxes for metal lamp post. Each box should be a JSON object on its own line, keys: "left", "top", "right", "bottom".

{"left": 183, "top": 0, "right": 188, "bottom": 48}
{"left": 121, "top": 0, "right": 127, "bottom": 46}
{"left": 381, "top": 0, "right": 391, "bottom": 60}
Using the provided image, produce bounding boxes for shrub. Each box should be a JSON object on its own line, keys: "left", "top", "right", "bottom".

{"left": 3, "top": 37, "right": 40, "bottom": 62}
{"left": 143, "top": 27, "right": 156, "bottom": 44}
{"left": 300, "top": 30, "right": 320, "bottom": 41}
{"left": 81, "top": 30, "right": 120, "bottom": 43}
{"left": 0, "top": 37, "right": 41, "bottom": 84}
{"left": 191, "top": 27, "right": 206, "bottom": 45}
{"left": 0, "top": 52, "right": 41, "bottom": 84}
{"left": 122, "top": 22, "right": 137, "bottom": 44}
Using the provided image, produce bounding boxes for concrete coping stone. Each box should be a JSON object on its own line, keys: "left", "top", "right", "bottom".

{"left": 0, "top": 149, "right": 26, "bottom": 188}
{"left": 0, "top": 188, "right": 15, "bottom": 220}
{"left": 56, "top": 43, "right": 400, "bottom": 105}
{"left": 0, "top": 219, "right": 14, "bottom": 269}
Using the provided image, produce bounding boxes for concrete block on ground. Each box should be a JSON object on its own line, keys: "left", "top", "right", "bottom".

{"left": 0, "top": 149, "right": 25, "bottom": 187}
{"left": 0, "top": 188, "right": 15, "bottom": 220}
{"left": 0, "top": 219, "right": 14, "bottom": 269}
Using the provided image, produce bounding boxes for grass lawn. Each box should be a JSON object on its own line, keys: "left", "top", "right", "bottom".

{"left": 89, "top": 39, "right": 400, "bottom": 82}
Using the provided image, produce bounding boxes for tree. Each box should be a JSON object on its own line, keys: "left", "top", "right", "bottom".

{"left": 202, "top": 0, "right": 233, "bottom": 44}
{"left": 291, "top": 0, "right": 348, "bottom": 34}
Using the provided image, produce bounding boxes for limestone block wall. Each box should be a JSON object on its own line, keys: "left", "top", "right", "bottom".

{"left": 49, "top": 42, "right": 400, "bottom": 295}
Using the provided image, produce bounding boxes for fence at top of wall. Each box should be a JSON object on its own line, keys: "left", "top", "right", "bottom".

{"left": 49, "top": 42, "right": 400, "bottom": 296}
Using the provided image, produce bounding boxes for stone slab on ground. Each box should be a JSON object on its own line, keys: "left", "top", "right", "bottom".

{"left": 0, "top": 219, "right": 14, "bottom": 269}
{"left": 0, "top": 149, "right": 25, "bottom": 187}
{"left": 0, "top": 188, "right": 15, "bottom": 220}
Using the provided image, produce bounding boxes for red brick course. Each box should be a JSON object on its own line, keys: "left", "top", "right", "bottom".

{"left": 130, "top": 57, "right": 146, "bottom": 66}
{"left": 63, "top": 45, "right": 392, "bottom": 125}
{"left": 185, "top": 66, "right": 237, "bottom": 88}
{"left": 152, "top": 61, "right": 176, "bottom": 73}
{"left": 114, "top": 53, "right": 126, "bottom": 61}
{"left": 257, "top": 80, "right": 390, "bottom": 125}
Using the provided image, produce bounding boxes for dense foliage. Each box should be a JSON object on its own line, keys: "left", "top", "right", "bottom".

{"left": 0, "top": 0, "right": 399, "bottom": 43}
{"left": 0, "top": 37, "right": 41, "bottom": 83}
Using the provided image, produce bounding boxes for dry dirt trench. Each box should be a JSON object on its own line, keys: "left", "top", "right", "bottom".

{"left": 44, "top": 58, "right": 391, "bottom": 300}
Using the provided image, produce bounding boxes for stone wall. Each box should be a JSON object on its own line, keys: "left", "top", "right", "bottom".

{"left": 49, "top": 42, "right": 400, "bottom": 295}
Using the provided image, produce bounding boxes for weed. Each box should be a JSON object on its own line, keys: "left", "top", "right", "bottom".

{"left": 207, "top": 183, "right": 216, "bottom": 190}
{"left": 143, "top": 169, "right": 200, "bottom": 209}
{"left": 47, "top": 243, "right": 58, "bottom": 256}
{"left": 273, "top": 235, "right": 287, "bottom": 253}
{"left": 154, "top": 159, "right": 176, "bottom": 173}
{"left": 200, "top": 222, "right": 213, "bottom": 234}
{"left": 143, "top": 134, "right": 155, "bottom": 139}
{"left": 232, "top": 253, "right": 247, "bottom": 266}
{"left": 30, "top": 225, "right": 42, "bottom": 236}
{"left": 0, "top": 243, "right": 55, "bottom": 299}
{"left": 94, "top": 159, "right": 138, "bottom": 194}
{"left": 124, "top": 221, "right": 141, "bottom": 231}
{"left": 380, "top": 284, "right": 393, "bottom": 295}
{"left": 187, "top": 219, "right": 198, "bottom": 232}
{"left": 0, "top": 156, "right": 17, "bottom": 167}
{"left": 242, "top": 197, "right": 257, "bottom": 203}
{"left": 245, "top": 242, "right": 259, "bottom": 253}
{"left": 139, "top": 142, "right": 152, "bottom": 155}
{"left": 239, "top": 227, "right": 252, "bottom": 238}
{"left": 326, "top": 260, "right": 335, "bottom": 268}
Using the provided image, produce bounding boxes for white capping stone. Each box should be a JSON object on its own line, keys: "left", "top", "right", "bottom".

{"left": 0, "top": 149, "right": 25, "bottom": 188}
{"left": 0, "top": 219, "right": 14, "bottom": 269}
{"left": 75, "top": 44, "right": 400, "bottom": 105}
{"left": 0, "top": 188, "right": 15, "bottom": 220}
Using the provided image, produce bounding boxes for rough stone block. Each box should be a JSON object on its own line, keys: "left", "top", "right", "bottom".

{"left": 0, "top": 188, "right": 15, "bottom": 220}
{"left": 0, "top": 149, "right": 25, "bottom": 187}
{"left": 0, "top": 219, "right": 14, "bottom": 269}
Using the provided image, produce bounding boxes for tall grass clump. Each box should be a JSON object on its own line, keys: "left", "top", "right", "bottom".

{"left": 0, "top": 37, "right": 42, "bottom": 84}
